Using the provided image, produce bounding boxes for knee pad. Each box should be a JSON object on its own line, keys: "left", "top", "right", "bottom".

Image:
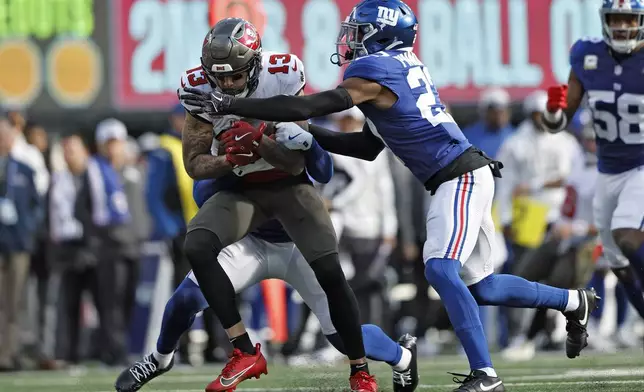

{"left": 309, "top": 253, "right": 344, "bottom": 288}
{"left": 184, "top": 229, "right": 223, "bottom": 263}
{"left": 424, "top": 258, "right": 461, "bottom": 287}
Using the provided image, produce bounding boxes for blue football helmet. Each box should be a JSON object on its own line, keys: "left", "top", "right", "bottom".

{"left": 600, "top": 0, "right": 644, "bottom": 53}
{"left": 331, "top": 0, "right": 418, "bottom": 66}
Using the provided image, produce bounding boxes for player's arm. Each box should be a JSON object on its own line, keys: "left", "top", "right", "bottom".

{"left": 303, "top": 139, "right": 334, "bottom": 183}
{"left": 274, "top": 121, "right": 334, "bottom": 183}
{"left": 256, "top": 135, "right": 305, "bottom": 175}
{"left": 182, "top": 113, "right": 233, "bottom": 180}
{"left": 182, "top": 77, "right": 381, "bottom": 122}
{"left": 308, "top": 121, "right": 385, "bottom": 161}
{"left": 543, "top": 70, "right": 585, "bottom": 133}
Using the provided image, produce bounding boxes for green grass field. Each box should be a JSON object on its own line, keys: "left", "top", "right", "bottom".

{"left": 1, "top": 351, "right": 643, "bottom": 392}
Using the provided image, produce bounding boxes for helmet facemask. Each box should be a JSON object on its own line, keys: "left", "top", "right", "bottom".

{"left": 331, "top": 20, "right": 377, "bottom": 66}
{"left": 201, "top": 54, "right": 261, "bottom": 97}
{"left": 601, "top": 9, "right": 644, "bottom": 54}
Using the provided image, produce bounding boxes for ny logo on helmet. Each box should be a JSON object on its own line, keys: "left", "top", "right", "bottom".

{"left": 377, "top": 6, "right": 400, "bottom": 27}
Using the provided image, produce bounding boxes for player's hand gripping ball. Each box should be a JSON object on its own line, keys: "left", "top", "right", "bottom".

{"left": 224, "top": 145, "right": 261, "bottom": 168}
{"left": 546, "top": 85, "right": 568, "bottom": 113}
{"left": 218, "top": 119, "right": 276, "bottom": 154}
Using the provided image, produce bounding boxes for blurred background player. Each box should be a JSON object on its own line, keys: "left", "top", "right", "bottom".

{"left": 501, "top": 110, "right": 599, "bottom": 361}
{"left": 326, "top": 107, "right": 398, "bottom": 328}
{"left": 543, "top": 0, "right": 644, "bottom": 332}
{"left": 49, "top": 130, "right": 131, "bottom": 366}
{"left": 0, "top": 110, "right": 44, "bottom": 371}
{"left": 145, "top": 104, "right": 214, "bottom": 363}
{"left": 462, "top": 88, "right": 515, "bottom": 160}
{"left": 495, "top": 91, "right": 581, "bottom": 348}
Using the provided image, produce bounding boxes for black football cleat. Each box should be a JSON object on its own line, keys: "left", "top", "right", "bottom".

{"left": 115, "top": 354, "right": 174, "bottom": 392}
{"left": 393, "top": 334, "right": 418, "bottom": 392}
{"left": 563, "top": 288, "right": 601, "bottom": 359}
{"left": 450, "top": 370, "right": 505, "bottom": 392}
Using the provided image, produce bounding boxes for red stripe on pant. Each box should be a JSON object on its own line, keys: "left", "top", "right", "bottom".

{"left": 450, "top": 172, "right": 471, "bottom": 260}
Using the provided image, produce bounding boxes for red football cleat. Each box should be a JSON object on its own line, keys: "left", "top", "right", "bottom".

{"left": 205, "top": 343, "right": 268, "bottom": 392}
{"left": 350, "top": 371, "right": 378, "bottom": 392}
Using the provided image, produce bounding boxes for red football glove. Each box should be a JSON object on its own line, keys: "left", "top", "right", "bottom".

{"left": 546, "top": 85, "right": 568, "bottom": 113}
{"left": 219, "top": 121, "right": 265, "bottom": 152}
{"left": 225, "top": 145, "right": 260, "bottom": 168}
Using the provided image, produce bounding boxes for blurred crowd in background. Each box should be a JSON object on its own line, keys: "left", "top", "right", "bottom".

{"left": 0, "top": 86, "right": 639, "bottom": 373}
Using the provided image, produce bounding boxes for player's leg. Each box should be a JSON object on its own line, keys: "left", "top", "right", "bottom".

{"left": 183, "top": 192, "right": 267, "bottom": 356}
{"left": 593, "top": 171, "right": 644, "bottom": 319}
{"left": 282, "top": 248, "right": 418, "bottom": 392}
{"left": 115, "top": 237, "right": 268, "bottom": 392}
{"left": 466, "top": 176, "right": 598, "bottom": 360}
{"left": 422, "top": 167, "right": 503, "bottom": 392}
{"left": 199, "top": 236, "right": 271, "bottom": 392}
{"left": 264, "top": 183, "right": 376, "bottom": 391}
{"left": 611, "top": 168, "right": 644, "bottom": 287}
{"left": 587, "top": 269, "right": 606, "bottom": 321}
{"left": 502, "top": 247, "right": 576, "bottom": 361}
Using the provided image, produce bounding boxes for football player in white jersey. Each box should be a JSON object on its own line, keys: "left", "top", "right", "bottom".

{"left": 543, "top": 1, "right": 644, "bottom": 326}
{"left": 166, "top": 18, "right": 411, "bottom": 392}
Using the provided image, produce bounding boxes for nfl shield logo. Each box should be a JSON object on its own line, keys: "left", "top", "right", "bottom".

{"left": 584, "top": 55, "right": 598, "bottom": 70}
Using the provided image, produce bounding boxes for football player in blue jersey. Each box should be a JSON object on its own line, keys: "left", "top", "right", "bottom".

{"left": 115, "top": 130, "right": 418, "bottom": 392}
{"left": 542, "top": 0, "right": 644, "bottom": 337}
{"left": 180, "top": 1, "right": 601, "bottom": 391}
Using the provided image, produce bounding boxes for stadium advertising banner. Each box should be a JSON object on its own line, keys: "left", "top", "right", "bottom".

{"left": 0, "top": 0, "right": 603, "bottom": 112}
{"left": 0, "top": 0, "right": 111, "bottom": 111}
{"left": 113, "top": 0, "right": 602, "bottom": 110}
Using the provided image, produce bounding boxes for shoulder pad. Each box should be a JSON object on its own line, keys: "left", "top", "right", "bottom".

{"left": 261, "top": 52, "right": 306, "bottom": 96}
{"left": 179, "top": 65, "right": 214, "bottom": 123}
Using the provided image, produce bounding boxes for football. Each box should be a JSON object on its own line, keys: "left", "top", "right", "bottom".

{"left": 217, "top": 119, "right": 276, "bottom": 155}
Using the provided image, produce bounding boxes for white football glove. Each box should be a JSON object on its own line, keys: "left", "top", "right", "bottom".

{"left": 275, "top": 122, "right": 313, "bottom": 151}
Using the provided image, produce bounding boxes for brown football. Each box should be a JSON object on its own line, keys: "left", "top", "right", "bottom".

{"left": 217, "top": 119, "right": 276, "bottom": 155}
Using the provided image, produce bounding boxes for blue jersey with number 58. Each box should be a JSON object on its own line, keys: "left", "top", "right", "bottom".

{"left": 344, "top": 49, "right": 471, "bottom": 183}
{"left": 571, "top": 38, "right": 644, "bottom": 174}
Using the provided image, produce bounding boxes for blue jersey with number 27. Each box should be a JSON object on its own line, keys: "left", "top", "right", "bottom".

{"left": 571, "top": 38, "right": 644, "bottom": 174}
{"left": 344, "top": 49, "right": 471, "bottom": 183}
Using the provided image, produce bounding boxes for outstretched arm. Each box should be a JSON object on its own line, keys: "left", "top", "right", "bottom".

{"left": 181, "top": 77, "right": 383, "bottom": 122}
{"left": 182, "top": 113, "right": 233, "bottom": 180}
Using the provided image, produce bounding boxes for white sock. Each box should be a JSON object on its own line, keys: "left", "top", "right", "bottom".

{"left": 565, "top": 290, "right": 580, "bottom": 312}
{"left": 152, "top": 351, "right": 174, "bottom": 369}
{"left": 393, "top": 347, "right": 412, "bottom": 371}
{"left": 477, "top": 367, "right": 497, "bottom": 377}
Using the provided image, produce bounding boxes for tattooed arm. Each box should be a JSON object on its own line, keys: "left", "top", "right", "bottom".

{"left": 257, "top": 135, "right": 305, "bottom": 175}
{"left": 182, "top": 113, "right": 233, "bottom": 180}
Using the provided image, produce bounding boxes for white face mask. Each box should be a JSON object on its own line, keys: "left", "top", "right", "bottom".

{"left": 601, "top": 10, "right": 644, "bottom": 54}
